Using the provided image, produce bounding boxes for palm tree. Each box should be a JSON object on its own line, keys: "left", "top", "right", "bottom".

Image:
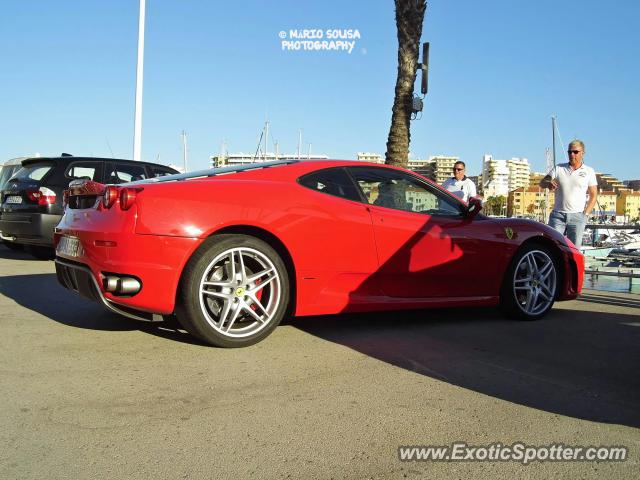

{"left": 539, "top": 199, "right": 547, "bottom": 222}
{"left": 484, "top": 196, "right": 506, "bottom": 216}
{"left": 385, "top": 0, "right": 427, "bottom": 168}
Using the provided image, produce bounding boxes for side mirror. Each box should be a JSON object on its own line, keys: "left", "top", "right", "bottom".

{"left": 466, "top": 196, "right": 483, "bottom": 218}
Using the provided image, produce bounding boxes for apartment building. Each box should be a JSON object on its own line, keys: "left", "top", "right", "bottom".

{"left": 356, "top": 152, "right": 384, "bottom": 164}
{"left": 617, "top": 191, "right": 640, "bottom": 220}
{"left": 210, "top": 152, "right": 329, "bottom": 168}
{"left": 482, "top": 155, "right": 531, "bottom": 198}
{"left": 507, "top": 186, "right": 554, "bottom": 219}
{"left": 594, "top": 190, "right": 618, "bottom": 217}
{"left": 431, "top": 155, "right": 459, "bottom": 184}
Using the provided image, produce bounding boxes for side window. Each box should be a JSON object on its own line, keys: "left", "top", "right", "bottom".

{"left": 347, "top": 167, "right": 463, "bottom": 217}
{"left": 65, "top": 162, "right": 101, "bottom": 181}
{"left": 20, "top": 165, "right": 53, "bottom": 181}
{"left": 298, "top": 168, "right": 362, "bottom": 201}
{"left": 150, "top": 166, "right": 176, "bottom": 178}
{"left": 105, "top": 163, "right": 148, "bottom": 184}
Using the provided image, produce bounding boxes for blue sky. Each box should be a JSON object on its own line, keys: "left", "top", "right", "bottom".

{"left": 1, "top": 0, "right": 638, "bottom": 179}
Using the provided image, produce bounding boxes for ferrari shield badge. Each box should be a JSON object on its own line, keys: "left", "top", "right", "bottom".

{"left": 504, "top": 227, "right": 514, "bottom": 240}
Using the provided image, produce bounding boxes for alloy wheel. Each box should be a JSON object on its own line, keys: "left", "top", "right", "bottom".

{"left": 512, "top": 250, "right": 557, "bottom": 316}
{"left": 198, "top": 247, "right": 282, "bottom": 338}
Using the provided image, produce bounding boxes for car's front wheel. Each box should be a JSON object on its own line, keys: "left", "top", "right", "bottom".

{"left": 177, "top": 234, "right": 289, "bottom": 347}
{"left": 501, "top": 244, "right": 558, "bottom": 320}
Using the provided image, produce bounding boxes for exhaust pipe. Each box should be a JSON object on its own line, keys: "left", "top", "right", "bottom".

{"left": 103, "top": 275, "right": 141, "bottom": 295}
{"left": 0, "top": 232, "right": 17, "bottom": 242}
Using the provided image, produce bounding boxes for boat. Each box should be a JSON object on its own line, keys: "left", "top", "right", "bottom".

{"left": 580, "top": 246, "right": 615, "bottom": 258}
{"left": 610, "top": 230, "right": 640, "bottom": 250}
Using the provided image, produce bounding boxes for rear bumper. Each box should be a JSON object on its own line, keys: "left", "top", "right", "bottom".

{"left": 55, "top": 258, "right": 164, "bottom": 322}
{"left": 0, "top": 212, "right": 60, "bottom": 246}
{"left": 54, "top": 230, "right": 200, "bottom": 314}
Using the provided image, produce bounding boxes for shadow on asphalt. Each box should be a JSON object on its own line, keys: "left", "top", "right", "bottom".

{"left": 0, "top": 273, "right": 207, "bottom": 346}
{"left": 290, "top": 306, "right": 640, "bottom": 429}
{"left": 578, "top": 292, "right": 640, "bottom": 309}
{"left": 2, "top": 268, "right": 639, "bottom": 427}
{"left": 0, "top": 245, "right": 46, "bottom": 262}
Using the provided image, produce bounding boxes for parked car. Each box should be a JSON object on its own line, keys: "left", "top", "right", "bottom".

{"left": 54, "top": 160, "right": 584, "bottom": 347}
{"left": 0, "top": 157, "right": 27, "bottom": 190}
{"left": 0, "top": 157, "right": 30, "bottom": 250}
{"left": 0, "top": 154, "right": 179, "bottom": 258}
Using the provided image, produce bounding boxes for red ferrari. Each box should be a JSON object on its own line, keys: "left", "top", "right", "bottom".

{"left": 54, "top": 160, "right": 584, "bottom": 347}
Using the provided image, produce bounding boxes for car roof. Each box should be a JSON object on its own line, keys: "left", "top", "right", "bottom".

{"left": 130, "top": 159, "right": 429, "bottom": 186}
{"left": 19, "top": 156, "right": 178, "bottom": 170}
{"left": 266, "top": 159, "right": 431, "bottom": 178}
{"left": 1, "top": 157, "right": 30, "bottom": 167}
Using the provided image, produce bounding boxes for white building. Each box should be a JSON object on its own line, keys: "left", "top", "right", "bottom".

{"left": 408, "top": 157, "right": 434, "bottom": 171}
{"left": 356, "top": 153, "right": 435, "bottom": 174}
{"left": 356, "top": 152, "right": 384, "bottom": 164}
{"left": 210, "top": 152, "right": 329, "bottom": 168}
{"left": 481, "top": 154, "right": 530, "bottom": 197}
{"left": 430, "top": 155, "right": 460, "bottom": 184}
{"left": 508, "top": 157, "right": 531, "bottom": 191}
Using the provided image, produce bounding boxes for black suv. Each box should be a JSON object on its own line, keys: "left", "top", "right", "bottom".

{"left": 0, "top": 154, "right": 179, "bottom": 258}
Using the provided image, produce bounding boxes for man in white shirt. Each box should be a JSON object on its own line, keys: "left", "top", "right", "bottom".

{"left": 540, "top": 139, "right": 598, "bottom": 248}
{"left": 442, "top": 161, "right": 477, "bottom": 202}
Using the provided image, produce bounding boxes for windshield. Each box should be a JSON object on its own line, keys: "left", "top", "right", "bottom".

{"left": 11, "top": 162, "right": 55, "bottom": 183}
{"left": 0, "top": 164, "right": 24, "bottom": 189}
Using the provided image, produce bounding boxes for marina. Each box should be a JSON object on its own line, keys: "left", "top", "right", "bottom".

{"left": 584, "top": 265, "right": 640, "bottom": 294}
{"left": 582, "top": 229, "right": 640, "bottom": 293}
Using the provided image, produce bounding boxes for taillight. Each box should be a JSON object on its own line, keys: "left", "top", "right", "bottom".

{"left": 26, "top": 187, "right": 57, "bottom": 206}
{"left": 119, "top": 187, "right": 142, "bottom": 210}
{"left": 103, "top": 185, "right": 119, "bottom": 209}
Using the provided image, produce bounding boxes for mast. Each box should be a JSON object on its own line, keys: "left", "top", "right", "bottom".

{"left": 264, "top": 120, "right": 269, "bottom": 161}
{"left": 217, "top": 139, "right": 228, "bottom": 168}
{"left": 544, "top": 147, "right": 553, "bottom": 223}
{"left": 551, "top": 116, "right": 557, "bottom": 169}
{"left": 181, "top": 130, "right": 188, "bottom": 172}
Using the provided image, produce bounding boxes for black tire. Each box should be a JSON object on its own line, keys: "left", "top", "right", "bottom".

{"left": 500, "top": 244, "right": 559, "bottom": 320}
{"left": 176, "top": 234, "right": 290, "bottom": 347}
{"left": 27, "top": 245, "right": 55, "bottom": 260}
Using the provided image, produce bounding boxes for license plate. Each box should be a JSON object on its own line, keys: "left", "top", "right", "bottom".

{"left": 57, "top": 235, "right": 83, "bottom": 257}
{"left": 5, "top": 196, "right": 22, "bottom": 204}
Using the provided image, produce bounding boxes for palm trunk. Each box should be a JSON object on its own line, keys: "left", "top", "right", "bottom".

{"left": 385, "top": 0, "right": 427, "bottom": 167}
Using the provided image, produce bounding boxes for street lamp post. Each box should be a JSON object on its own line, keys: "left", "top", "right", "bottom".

{"left": 133, "top": 0, "right": 146, "bottom": 161}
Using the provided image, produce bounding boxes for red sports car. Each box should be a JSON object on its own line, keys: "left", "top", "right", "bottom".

{"left": 54, "top": 160, "right": 584, "bottom": 347}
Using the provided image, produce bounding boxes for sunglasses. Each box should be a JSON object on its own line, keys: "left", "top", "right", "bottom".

{"left": 453, "top": 167, "right": 465, "bottom": 171}
{"left": 568, "top": 150, "right": 582, "bottom": 155}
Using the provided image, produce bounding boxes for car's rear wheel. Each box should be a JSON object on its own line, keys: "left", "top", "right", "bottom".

{"left": 501, "top": 244, "right": 558, "bottom": 320}
{"left": 177, "top": 234, "right": 289, "bottom": 347}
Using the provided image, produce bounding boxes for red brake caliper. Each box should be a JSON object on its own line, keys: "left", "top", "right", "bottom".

{"left": 250, "top": 278, "right": 263, "bottom": 311}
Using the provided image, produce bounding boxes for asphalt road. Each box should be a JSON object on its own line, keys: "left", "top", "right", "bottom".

{"left": 1, "top": 244, "right": 639, "bottom": 479}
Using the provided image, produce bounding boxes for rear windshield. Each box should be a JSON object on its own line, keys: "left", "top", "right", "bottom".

{"left": 12, "top": 162, "right": 55, "bottom": 182}
{"left": 0, "top": 165, "right": 23, "bottom": 189}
